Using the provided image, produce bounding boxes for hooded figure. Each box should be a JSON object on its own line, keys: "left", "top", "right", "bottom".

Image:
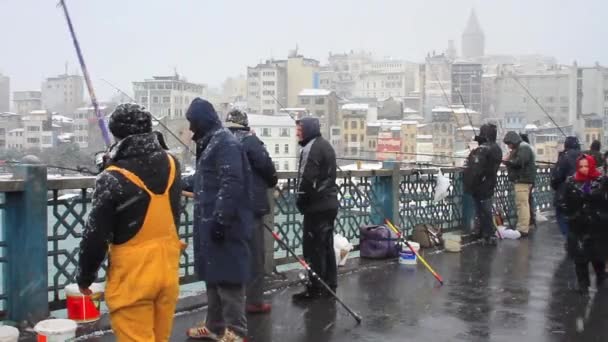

{"left": 183, "top": 98, "right": 253, "bottom": 341}
{"left": 559, "top": 155, "right": 607, "bottom": 293}
{"left": 584, "top": 140, "right": 604, "bottom": 169}
{"left": 77, "top": 103, "right": 183, "bottom": 341}
{"left": 463, "top": 124, "right": 503, "bottom": 243}
{"left": 292, "top": 116, "right": 339, "bottom": 301}
{"left": 551, "top": 136, "right": 581, "bottom": 236}
{"left": 503, "top": 131, "right": 537, "bottom": 235}
{"left": 225, "top": 109, "right": 277, "bottom": 314}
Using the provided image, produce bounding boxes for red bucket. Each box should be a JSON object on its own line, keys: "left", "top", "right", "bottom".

{"left": 64, "top": 283, "right": 104, "bottom": 323}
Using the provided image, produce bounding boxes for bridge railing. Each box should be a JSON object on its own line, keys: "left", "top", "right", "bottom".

{"left": 0, "top": 164, "right": 553, "bottom": 324}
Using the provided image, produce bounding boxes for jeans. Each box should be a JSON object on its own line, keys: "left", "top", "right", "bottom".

{"left": 206, "top": 283, "right": 247, "bottom": 337}
{"left": 303, "top": 210, "right": 338, "bottom": 291}
{"left": 555, "top": 208, "right": 569, "bottom": 237}
{"left": 474, "top": 197, "right": 496, "bottom": 239}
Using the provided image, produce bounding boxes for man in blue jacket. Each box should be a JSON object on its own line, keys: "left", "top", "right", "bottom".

{"left": 551, "top": 136, "right": 581, "bottom": 237}
{"left": 225, "top": 109, "right": 278, "bottom": 314}
{"left": 183, "top": 98, "right": 253, "bottom": 342}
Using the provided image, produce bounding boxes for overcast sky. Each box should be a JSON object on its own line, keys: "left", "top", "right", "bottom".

{"left": 1, "top": 0, "right": 606, "bottom": 100}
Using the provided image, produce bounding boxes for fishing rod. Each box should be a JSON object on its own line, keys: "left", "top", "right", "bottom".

{"left": 509, "top": 75, "right": 567, "bottom": 137}
{"left": 358, "top": 148, "right": 556, "bottom": 165}
{"left": 100, "top": 78, "right": 195, "bottom": 156}
{"left": 58, "top": 0, "right": 111, "bottom": 148}
{"left": 455, "top": 88, "right": 477, "bottom": 136}
{"left": 426, "top": 59, "right": 465, "bottom": 129}
{"left": 1, "top": 160, "right": 96, "bottom": 175}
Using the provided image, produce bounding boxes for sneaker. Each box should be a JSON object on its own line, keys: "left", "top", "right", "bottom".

{"left": 187, "top": 323, "right": 220, "bottom": 340}
{"left": 246, "top": 303, "right": 272, "bottom": 314}
{"left": 218, "top": 329, "right": 246, "bottom": 342}
{"left": 292, "top": 288, "right": 322, "bottom": 302}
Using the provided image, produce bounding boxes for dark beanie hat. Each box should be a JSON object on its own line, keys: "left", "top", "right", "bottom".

{"left": 108, "top": 103, "right": 153, "bottom": 139}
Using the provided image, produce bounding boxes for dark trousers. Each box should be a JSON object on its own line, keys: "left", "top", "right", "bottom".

{"left": 246, "top": 217, "right": 265, "bottom": 305}
{"left": 303, "top": 210, "right": 338, "bottom": 291}
{"left": 575, "top": 260, "right": 606, "bottom": 288}
{"left": 473, "top": 197, "right": 495, "bottom": 239}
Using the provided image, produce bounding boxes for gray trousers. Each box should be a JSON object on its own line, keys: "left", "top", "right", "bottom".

{"left": 205, "top": 283, "right": 247, "bottom": 337}
{"left": 246, "top": 217, "right": 266, "bottom": 305}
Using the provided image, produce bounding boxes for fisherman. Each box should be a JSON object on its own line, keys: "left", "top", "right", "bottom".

{"left": 225, "top": 109, "right": 278, "bottom": 314}
{"left": 184, "top": 99, "right": 253, "bottom": 342}
{"left": 77, "top": 103, "right": 184, "bottom": 341}
{"left": 551, "top": 136, "right": 581, "bottom": 237}
{"left": 463, "top": 124, "right": 503, "bottom": 245}
{"left": 292, "top": 116, "right": 340, "bottom": 301}
{"left": 503, "top": 131, "right": 537, "bottom": 237}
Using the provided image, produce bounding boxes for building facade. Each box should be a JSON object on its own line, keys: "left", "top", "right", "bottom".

{"left": 133, "top": 75, "right": 207, "bottom": 120}
{"left": 248, "top": 114, "right": 296, "bottom": 171}
{"left": 297, "top": 89, "right": 339, "bottom": 139}
{"left": 247, "top": 60, "right": 288, "bottom": 115}
{"left": 452, "top": 63, "right": 483, "bottom": 113}
{"left": 41, "top": 74, "right": 84, "bottom": 114}
{"left": 13, "top": 91, "right": 42, "bottom": 115}
{"left": 0, "top": 74, "right": 9, "bottom": 113}
{"left": 287, "top": 52, "right": 320, "bottom": 107}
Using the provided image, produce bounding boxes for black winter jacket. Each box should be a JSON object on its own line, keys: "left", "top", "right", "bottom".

{"left": 230, "top": 127, "right": 278, "bottom": 217}
{"left": 463, "top": 124, "right": 503, "bottom": 199}
{"left": 551, "top": 138, "right": 581, "bottom": 205}
{"left": 503, "top": 131, "right": 536, "bottom": 184}
{"left": 559, "top": 176, "right": 608, "bottom": 262}
{"left": 77, "top": 133, "right": 182, "bottom": 288}
{"left": 296, "top": 117, "right": 339, "bottom": 215}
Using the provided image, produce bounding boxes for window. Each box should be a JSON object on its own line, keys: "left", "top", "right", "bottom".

{"left": 280, "top": 128, "right": 290, "bottom": 137}
{"left": 315, "top": 98, "right": 325, "bottom": 105}
{"left": 262, "top": 90, "right": 275, "bottom": 96}
{"left": 263, "top": 71, "right": 275, "bottom": 76}
{"left": 351, "top": 121, "right": 358, "bottom": 129}
{"left": 605, "top": 107, "right": 608, "bottom": 116}
{"left": 275, "top": 144, "right": 280, "bottom": 154}
{"left": 262, "top": 81, "right": 275, "bottom": 86}
{"left": 547, "top": 96, "right": 555, "bottom": 103}
{"left": 360, "top": 134, "right": 364, "bottom": 142}
{"left": 441, "top": 124, "right": 447, "bottom": 133}
{"left": 586, "top": 134, "right": 590, "bottom": 143}
{"left": 274, "top": 162, "right": 280, "bottom": 170}
{"left": 351, "top": 134, "right": 357, "bottom": 142}
{"left": 264, "top": 100, "right": 274, "bottom": 105}
{"left": 604, "top": 91, "right": 608, "bottom": 101}
{"left": 153, "top": 96, "right": 159, "bottom": 104}
{"left": 301, "top": 98, "right": 310, "bottom": 105}
{"left": 561, "top": 106, "right": 569, "bottom": 114}
{"left": 163, "top": 96, "right": 171, "bottom": 104}
{"left": 284, "top": 144, "right": 289, "bottom": 154}
{"left": 369, "top": 140, "right": 372, "bottom": 148}
{"left": 27, "top": 138, "right": 39, "bottom": 144}
{"left": 27, "top": 126, "right": 40, "bottom": 132}
{"left": 283, "top": 161, "right": 289, "bottom": 170}
{"left": 157, "top": 83, "right": 164, "bottom": 90}
{"left": 262, "top": 109, "right": 274, "bottom": 115}
{"left": 168, "top": 108, "right": 171, "bottom": 115}
{"left": 344, "top": 121, "right": 348, "bottom": 129}
{"left": 141, "top": 96, "right": 148, "bottom": 103}
{"left": 404, "top": 146, "right": 408, "bottom": 153}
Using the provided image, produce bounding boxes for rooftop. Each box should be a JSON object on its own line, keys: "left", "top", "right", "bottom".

{"left": 248, "top": 114, "right": 295, "bottom": 127}
{"left": 299, "top": 89, "right": 332, "bottom": 97}
{"left": 342, "top": 103, "right": 369, "bottom": 111}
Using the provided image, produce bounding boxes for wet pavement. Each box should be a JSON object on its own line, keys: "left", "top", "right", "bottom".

{"left": 72, "top": 217, "right": 608, "bottom": 341}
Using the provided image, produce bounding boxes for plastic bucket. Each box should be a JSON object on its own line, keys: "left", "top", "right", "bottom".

{"left": 65, "top": 283, "right": 104, "bottom": 323}
{"left": 0, "top": 326, "right": 19, "bottom": 342}
{"left": 399, "top": 241, "right": 420, "bottom": 265}
{"left": 34, "top": 319, "right": 77, "bottom": 342}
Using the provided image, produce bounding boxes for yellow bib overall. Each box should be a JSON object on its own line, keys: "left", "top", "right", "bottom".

{"left": 105, "top": 154, "right": 184, "bottom": 341}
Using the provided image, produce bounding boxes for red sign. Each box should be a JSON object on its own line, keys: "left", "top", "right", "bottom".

{"left": 377, "top": 134, "right": 401, "bottom": 160}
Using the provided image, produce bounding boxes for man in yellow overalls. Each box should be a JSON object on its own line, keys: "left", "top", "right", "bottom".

{"left": 77, "top": 104, "right": 184, "bottom": 341}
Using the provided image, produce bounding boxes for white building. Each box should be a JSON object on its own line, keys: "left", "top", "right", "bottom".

{"left": 133, "top": 75, "right": 207, "bottom": 119}
{"left": 7, "top": 128, "right": 24, "bottom": 150}
{"left": 247, "top": 60, "right": 288, "bottom": 115}
{"left": 248, "top": 114, "right": 297, "bottom": 171}
{"left": 422, "top": 53, "right": 452, "bottom": 121}
{"left": 416, "top": 135, "right": 434, "bottom": 163}
{"left": 13, "top": 91, "right": 42, "bottom": 115}
{"left": 0, "top": 74, "right": 9, "bottom": 113}
{"left": 22, "top": 110, "right": 53, "bottom": 149}
{"left": 41, "top": 74, "right": 84, "bottom": 114}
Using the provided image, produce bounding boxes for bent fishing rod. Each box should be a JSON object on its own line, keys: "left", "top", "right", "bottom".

{"left": 100, "top": 78, "right": 195, "bottom": 157}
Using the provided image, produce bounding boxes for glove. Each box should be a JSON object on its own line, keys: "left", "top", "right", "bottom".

{"left": 211, "top": 221, "right": 227, "bottom": 242}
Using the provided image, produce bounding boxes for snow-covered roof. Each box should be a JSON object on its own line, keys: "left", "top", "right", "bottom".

{"left": 524, "top": 124, "right": 538, "bottom": 130}
{"left": 457, "top": 125, "right": 479, "bottom": 131}
{"left": 249, "top": 114, "right": 295, "bottom": 127}
{"left": 9, "top": 128, "right": 24, "bottom": 133}
{"left": 52, "top": 115, "right": 74, "bottom": 123}
{"left": 340, "top": 162, "right": 383, "bottom": 171}
{"left": 453, "top": 108, "right": 479, "bottom": 115}
{"left": 299, "top": 89, "right": 331, "bottom": 96}
{"left": 30, "top": 110, "right": 48, "bottom": 115}
{"left": 76, "top": 105, "right": 109, "bottom": 112}
{"left": 342, "top": 103, "right": 369, "bottom": 111}
{"left": 279, "top": 107, "right": 307, "bottom": 112}
{"left": 403, "top": 108, "right": 419, "bottom": 114}
{"left": 431, "top": 106, "right": 478, "bottom": 115}
{"left": 432, "top": 106, "right": 453, "bottom": 113}
{"left": 417, "top": 135, "right": 433, "bottom": 139}
{"left": 390, "top": 127, "right": 401, "bottom": 131}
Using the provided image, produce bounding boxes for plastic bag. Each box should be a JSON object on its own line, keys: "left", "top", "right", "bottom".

{"left": 434, "top": 171, "right": 451, "bottom": 202}
{"left": 535, "top": 210, "right": 548, "bottom": 223}
{"left": 496, "top": 226, "right": 521, "bottom": 239}
{"left": 334, "top": 234, "right": 354, "bottom": 266}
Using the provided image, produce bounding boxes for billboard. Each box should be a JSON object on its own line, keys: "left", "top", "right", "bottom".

{"left": 377, "top": 132, "right": 401, "bottom": 160}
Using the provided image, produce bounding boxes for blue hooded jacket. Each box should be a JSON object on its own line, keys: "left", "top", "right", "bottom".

{"left": 184, "top": 98, "right": 254, "bottom": 284}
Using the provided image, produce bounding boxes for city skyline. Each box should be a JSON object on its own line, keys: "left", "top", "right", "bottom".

{"left": 1, "top": 0, "right": 607, "bottom": 100}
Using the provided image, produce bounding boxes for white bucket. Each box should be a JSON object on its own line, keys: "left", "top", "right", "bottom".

{"left": 0, "top": 326, "right": 19, "bottom": 342}
{"left": 34, "top": 319, "right": 77, "bottom": 342}
{"left": 444, "top": 233, "right": 462, "bottom": 252}
{"left": 399, "top": 241, "right": 420, "bottom": 265}
{"left": 64, "top": 283, "right": 104, "bottom": 323}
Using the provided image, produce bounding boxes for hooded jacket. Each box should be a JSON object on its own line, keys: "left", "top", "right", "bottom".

{"left": 296, "top": 117, "right": 339, "bottom": 214}
{"left": 551, "top": 136, "right": 581, "bottom": 205}
{"left": 584, "top": 140, "right": 604, "bottom": 169}
{"left": 463, "top": 124, "right": 503, "bottom": 199}
{"left": 503, "top": 131, "right": 536, "bottom": 184}
{"left": 229, "top": 127, "right": 278, "bottom": 217}
{"left": 183, "top": 98, "right": 254, "bottom": 283}
{"left": 77, "top": 133, "right": 182, "bottom": 288}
